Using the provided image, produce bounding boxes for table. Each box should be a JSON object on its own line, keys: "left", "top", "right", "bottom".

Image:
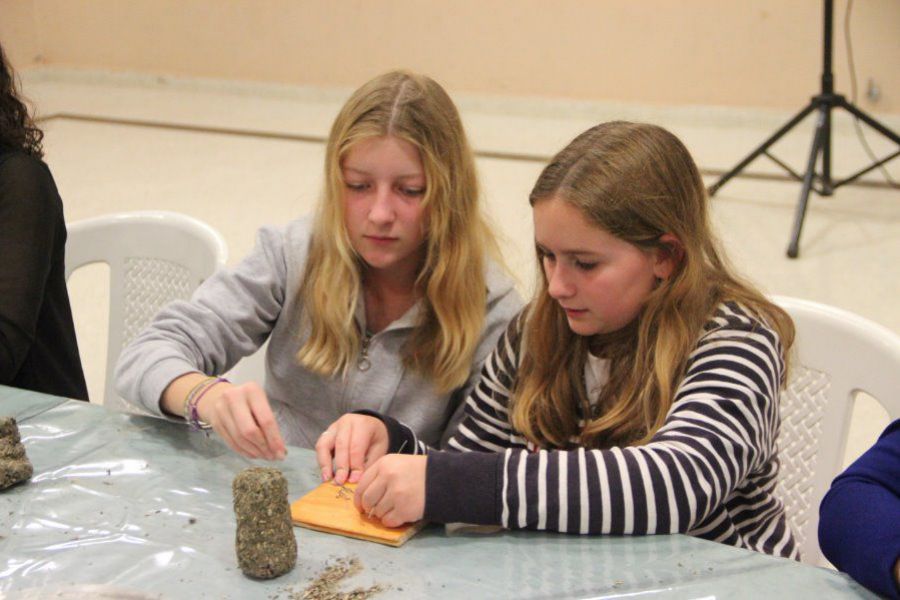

{"left": 0, "top": 385, "right": 875, "bottom": 599}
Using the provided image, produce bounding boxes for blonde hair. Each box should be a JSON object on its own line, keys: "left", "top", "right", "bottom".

{"left": 512, "top": 121, "right": 794, "bottom": 448}
{"left": 296, "top": 70, "right": 499, "bottom": 392}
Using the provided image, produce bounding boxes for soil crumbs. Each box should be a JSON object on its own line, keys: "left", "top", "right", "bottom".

{"left": 275, "top": 557, "right": 385, "bottom": 600}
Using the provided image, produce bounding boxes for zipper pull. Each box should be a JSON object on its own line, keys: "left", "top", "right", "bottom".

{"left": 358, "top": 330, "right": 372, "bottom": 371}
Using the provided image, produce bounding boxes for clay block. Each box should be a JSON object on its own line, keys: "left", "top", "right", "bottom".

{"left": 0, "top": 438, "right": 25, "bottom": 460}
{"left": 0, "top": 458, "right": 33, "bottom": 490}
{"left": 0, "top": 417, "right": 31, "bottom": 490}
{"left": 0, "top": 417, "right": 20, "bottom": 443}
{"left": 233, "top": 467, "right": 297, "bottom": 579}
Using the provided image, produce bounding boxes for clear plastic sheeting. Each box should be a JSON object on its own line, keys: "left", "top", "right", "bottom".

{"left": 0, "top": 386, "right": 875, "bottom": 599}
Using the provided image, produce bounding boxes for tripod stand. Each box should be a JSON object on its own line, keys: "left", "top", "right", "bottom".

{"left": 707, "top": 0, "right": 900, "bottom": 258}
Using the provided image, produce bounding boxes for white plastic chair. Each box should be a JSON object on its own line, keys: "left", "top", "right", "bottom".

{"left": 66, "top": 211, "right": 228, "bottom": 411}
{"left": 771, "top": 295, "right": 900, "bottom": 566}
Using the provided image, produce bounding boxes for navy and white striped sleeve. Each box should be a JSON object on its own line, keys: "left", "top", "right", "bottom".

{"left": 424, "top": 310, "right": 786, "bottom": 537}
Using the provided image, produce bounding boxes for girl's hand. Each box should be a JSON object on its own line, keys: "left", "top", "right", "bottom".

{"left": 197, "top": 381, "right": 286, "bottom": 461}
{"left": 353, "top": 454, "right": 426, "bottom": 528}
{"left": 314, "top": 414, "right": 389, "bottom": 485}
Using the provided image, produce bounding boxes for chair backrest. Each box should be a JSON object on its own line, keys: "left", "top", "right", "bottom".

{"left": 66, "top": 211, "right": 228, "bottom": 410}
{"left": 771, "top": 295, "right": 900, "bottom": 566}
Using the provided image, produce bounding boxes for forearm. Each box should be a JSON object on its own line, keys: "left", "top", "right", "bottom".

{"left": 159, "top": 372, "right": 230, "bottom": 419}
{"left": 819, "top": 420, "right": 900, "bottom": 598}
{"left": 425, "top": 439, "right": 749, "bottom": 535}
{"left": 819, "top": 482, "right": 900, "bottom": 599}
{"left": 159, "top": 372, "right": 284, "bottom": 461}
{"left": 819, "top": 439, "right": 900, "bottom": 597}
{"left": 356, "top": 411, "right": 430, "bottom": 455}
{"left": 425, "top": 450, "right": 504, "bottom": 525}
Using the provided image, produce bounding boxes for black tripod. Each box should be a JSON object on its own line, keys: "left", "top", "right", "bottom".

{"left": 708, "top": 0, "right": 900, "bottom": 258}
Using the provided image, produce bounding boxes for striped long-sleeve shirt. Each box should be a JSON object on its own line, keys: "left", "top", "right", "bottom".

{"left": 376, "top": 302, "right": 799, "bottom": 559}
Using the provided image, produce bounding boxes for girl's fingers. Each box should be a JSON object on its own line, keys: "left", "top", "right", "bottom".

{"left": 332, "top": 422, "right": 354, "bottom": 485}
{"left": 370, "top": 496, "right": 393, "bottom": 520}
{"left": 215, "top": 406, "right": 263, "bottom": 459}
{"left": 354, "top": 463, "right": 385, "bottom": 514}
{"left": 379, "top": 509, "right": 410, "bottom": 529}
{"left": 363, "top": 436, "right": 390, "bottom": 472}
{"left": 247, "top": 390, "right": 286, "bottom": 460}
{"left": 227, "top": 394, "right": 272, "bottom": 459}
{"left": 314, "top": 429, "right": 338, "bottom": 481}
{"left": 315, "top": 415, "right": 387, "bottom": 484}
{"left": 347, "top": 426, "right": 375, "bottom": 483}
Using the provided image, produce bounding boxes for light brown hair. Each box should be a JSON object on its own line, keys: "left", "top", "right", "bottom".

{"left": 512, "top": 121, "right": 794, "bottom": 448}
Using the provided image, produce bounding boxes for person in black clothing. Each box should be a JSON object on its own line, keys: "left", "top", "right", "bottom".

{"left": 0, "top": 42, "right": 88, "bottom": 400}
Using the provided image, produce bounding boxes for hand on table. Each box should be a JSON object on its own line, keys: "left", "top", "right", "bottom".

{"left": 315, "top": 414, "right": 389, "bottom": 485}
{"left": 354, "top": 454, "right": 426, "bottom": 528}
{"left": 196, "top": 381, "right": 286, "bottom": 461}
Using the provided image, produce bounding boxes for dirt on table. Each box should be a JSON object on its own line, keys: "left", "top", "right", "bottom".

{"left": 275, "top": 557, "right": 385, "bottom": 600}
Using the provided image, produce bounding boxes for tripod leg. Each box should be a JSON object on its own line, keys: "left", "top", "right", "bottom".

{"left": 709, "top": 102, "right": 817, "bottom": 196}
{"left": 787, "top": 110, "right": 828, "bottom": 258}
{"left": 821, "top": 100, "right": 833, "bottom": 194}
{"left": 839, "top": 98, "right": 900, "bottom": 145}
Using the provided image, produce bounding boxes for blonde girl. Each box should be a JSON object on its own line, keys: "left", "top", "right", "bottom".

{"left": 116, "top": 71, "right": 521, "bottom": 473}
{"left": 319, "top": 121, "right": 798, "bottom": 559}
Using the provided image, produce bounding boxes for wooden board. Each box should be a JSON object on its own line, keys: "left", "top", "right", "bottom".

{"left": 290, "top": 482, "right": 425, "bottom": 547}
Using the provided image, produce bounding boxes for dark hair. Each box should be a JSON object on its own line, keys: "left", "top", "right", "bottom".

{"left": 0, "top": 43, "right": 43, "bottom": 157}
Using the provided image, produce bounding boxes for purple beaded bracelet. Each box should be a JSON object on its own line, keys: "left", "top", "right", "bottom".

{"left": 182, "top": 377, "right": 214, "bottom": 423}
{"left": 187, "top": 376, "right": 229, "bottom": 431}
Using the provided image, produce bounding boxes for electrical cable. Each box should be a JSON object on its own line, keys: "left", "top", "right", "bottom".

{"left": 844, "top": 0, "right": 899, "bottom": 188}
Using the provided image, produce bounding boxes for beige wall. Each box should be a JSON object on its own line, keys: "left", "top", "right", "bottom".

{"left": 3, "top": 0, "right": 899, "bottom": 113}
{"left": 0, "top": 0, "right": 39, "bottom": 68}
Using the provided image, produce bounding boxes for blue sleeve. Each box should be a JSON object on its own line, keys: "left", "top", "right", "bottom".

{"left": 819, "top": 419, "right": 900, "bottom": 599}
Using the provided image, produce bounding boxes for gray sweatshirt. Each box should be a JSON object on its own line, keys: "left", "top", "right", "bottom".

{"left": 114, "top": 215, "right": 522, "bottom": 449}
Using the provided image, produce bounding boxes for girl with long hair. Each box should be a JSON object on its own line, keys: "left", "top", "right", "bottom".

{"left": 0, "top": 42, "right": 88, "bottom": 400}
{"left": 116, "top": 71, "right": 521, "bottom": 468}
{"left": 317, "top": 121, "right": 798, "bottom": 559}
